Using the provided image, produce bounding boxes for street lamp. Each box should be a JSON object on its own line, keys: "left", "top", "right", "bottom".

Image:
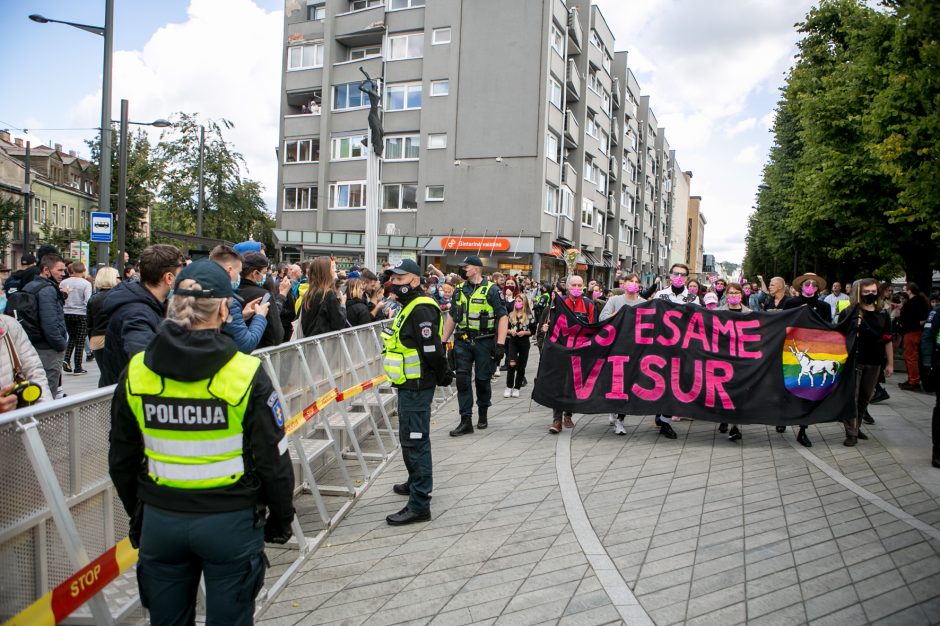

{"left": 196, "top": 125, "right": 205, "bottom": 238}
{"left": 30, "top": 1, "right": 114, "bottom": 267}
{"left": 115, "top": 99, "right": 170, "bottom": 268}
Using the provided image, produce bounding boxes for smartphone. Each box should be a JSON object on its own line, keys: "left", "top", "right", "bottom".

{"left": 261, "top": 293, "right": 271, "bottom": 305}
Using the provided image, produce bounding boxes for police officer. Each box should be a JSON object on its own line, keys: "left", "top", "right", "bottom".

{"left": 442, "top": 256, "right": 508, "bottom": 436}
{"left": 108, "top": 260, "right": 295, "bottom": 625}
{"left": 382, "top": 259, "right": 452, "bottom": 525}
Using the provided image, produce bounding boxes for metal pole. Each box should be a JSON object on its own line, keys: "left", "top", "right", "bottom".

{"left": 97, "top": 0, "right": 114, "bottom": 267}
{"left": 364, "top": 147, "right": 378, "bottom": 271}
{"left": 197, "top": 125, "right": 205, "bottom": 238}
{"left": 22, "top": 141, "right": 31, "bottom": 258}
{"left": 116, "top": 99, "right": 129, "bottom": 268}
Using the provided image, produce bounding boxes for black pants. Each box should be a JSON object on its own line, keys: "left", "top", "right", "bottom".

{"left": 64, "top": 314, "right": 87, "bottom": 369}
{"left": 845, "top": 364, "right": 880, "bottom": 436}
{"left": 137, "top": 505, "right": 265, "bottom": 626}
{"left": 506, "top": 335, "right": 530, "bottom": 389}
{"left": 398, "top": 387, "right": 434, "bottom": 513}
{"left": 455, "top": 338, "right": 495, "bottom": 416}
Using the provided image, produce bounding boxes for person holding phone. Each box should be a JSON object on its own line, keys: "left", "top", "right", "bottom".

{"left": 210, "top": 246, "right": 269, "bottom": 354}
{"left": 238, "top": 252, "right": 284, "bottom": 349}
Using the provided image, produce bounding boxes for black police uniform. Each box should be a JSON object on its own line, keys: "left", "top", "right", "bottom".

{"left": 386, "top": 289, "right": 451, "bottom": 524}
{"left": 109, "top": 322, "right": 295, "bottom": 625}
{"left": 450, "top": 279, "right": 508, "bottom": 434}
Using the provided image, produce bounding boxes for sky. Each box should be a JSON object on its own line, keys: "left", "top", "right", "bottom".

{"left": 0, "top": 0, "right": 817, "bottom": 265}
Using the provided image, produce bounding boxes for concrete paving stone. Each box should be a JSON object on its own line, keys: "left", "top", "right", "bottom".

{"left": 900, "top": 558, "right": 940, "bottom": 589}
{"left": 746, "top": 601, "right": 808, "bottom": 626}
{"left": 746, "top": 552, "right": 797, "bottom": 580}
{"left": 465, "top": 597, "right": 511, "bottom": 622}
{"left": 684, "top": 601, "right": 746, "bottom": 626}
{"left": 918, "top": 595, "right": 940, "bottom": 624}
{"left": 746, "top": 567, "right": 800, "bottom": 598}
{"left": 631, "top": 565, "right": 693, "bottom": 596}
{"left": 871, "top": 605, "right": 931, "bottom": 626}
{"left": 477, "top": 548, "right": 548, "bottom": 577}
{"left": 807, "top": 603, "right": 870, "bottom": 626}
{"left": 889, "top": 541, "right": 938, "bottom": 568}
{"left": 557, "top": 604, "right": 622, "bottom": 626}
{"left": 861, "top": 586, "right": 920, "bottom": 622}
{"left": 443, "top": 579, "right": 524, "bottom": 612}
{"left": 746, "top": 584, "right": 804, "bottom": 619}
{"left": 803, "top": 580, "right": 861, "bottom": 621}
{"left": 368, "top": 596, "right": 452, "bottom": 626}
{"left": 516, "top": 564, "right": 588, "bottom": 595}
{"left": 745, "top": 538, "right": 793, "bottom": 565}
{"left": 696, "top": 526, "right": 744, "bottom": 549}
{"left": 840, "top": 539, "right": 890, "bottom": 569}
{"left": 646, "top": 601, "right": 689, "bottom": 626}
{"left": 690, "top": 552, "right": 743, "bottom": 579}
{"left": 603, "top": 536, "right": 651, "bottom": 558}
{"left": 686, "top": 582, "right": 745, "bottom": 619}
{"left": 429, "top": 608, "right": 475, "bottom": 626}
{"left": 293, "top": 593, "right": 390, "bottom": 624}
{"left": 560, "top": 588, "right": 614, "bottom": 616}
{"left": 257, "top": 613, "right": 306, "bottom": 626}
{"left": 261, "top": 591, "right": 333, "bottom": 621}
{"left": 643, "top": 537, "right": 698, "bottom": 561}
{"left": 854, "top": 569, "right": 908, "bottom": 601}
{"left": 638, "top": 550, "right": 696, "bottom": 578}
{"left": 501, "top": 580, "right": 579, "bottom": 616}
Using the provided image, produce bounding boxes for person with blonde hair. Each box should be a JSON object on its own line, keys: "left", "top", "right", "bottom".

{"left": 86, "top": 267, "right": 120, "bottom": 375}
{"left": 108, "top": 259, "right": 295, "bottom": 624}
{"left": 300, "top": 256, "right": 346, "bottom": 337}
{"left": 504, "top": 293, "right": 533, "bottom": 398}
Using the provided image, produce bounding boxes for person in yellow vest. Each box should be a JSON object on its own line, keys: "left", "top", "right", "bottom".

{"left": 442, "top": 256, "right": 509, "bottom": 436}
{"left": 382, "top": 259, "right": 452, "bottom": 525}
{"left": 108, "top": 259, "right": 295, "bottom": 625}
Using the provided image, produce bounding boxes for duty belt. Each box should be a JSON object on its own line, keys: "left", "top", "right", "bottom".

{"left": 457, "top": 332, "right": 495, "bottom": 343}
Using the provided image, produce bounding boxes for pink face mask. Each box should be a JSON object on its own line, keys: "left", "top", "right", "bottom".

{"left": 727, "top": 295, "right": 742, "bottom": 305}
{"left": 514, "top": 301, "right": 524, "bottom": 310}
{"left": 802, "top": 284, "right": 818, "bottom": 297}
{"left": 671, "top": 274, "right": 685, "bottom": 288}
{"left": 568, "top": 287, "right": 583, "bottom": 298}
{"left": 688, "top": 285, "right": 699, "bottom": 295}
{"left": 625, "top": 283, "right": 641, "bottom": 294}
{"left": 715, "top": 284, "right": 725, "bottom": 292}
{"left": 743, "top": 287, "right": 752, "bottom": 296}
{"left": 706, "top": 302, "right": 718, "bottom": 310}
{"left": 592, "top": 290, "right": 602, "bottom": 299}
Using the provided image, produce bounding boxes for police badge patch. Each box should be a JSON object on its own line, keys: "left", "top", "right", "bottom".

{"left": 421, "top": 327, "right": 432, "bottom": 339}
{"left": 267, "top": 392, "right": 284, "bottom": 427}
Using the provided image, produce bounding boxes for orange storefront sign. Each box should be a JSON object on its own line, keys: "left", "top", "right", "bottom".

{"left": 441, "top": 237, "right": 511, "bottom": 251}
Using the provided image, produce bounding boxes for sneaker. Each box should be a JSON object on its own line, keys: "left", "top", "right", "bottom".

{"left": 844, "top": 435, "right": 858, "bottom": 447}
{"left": 614, "top": 420, "right": 627, "bottom": 436}
{"left": 563, "top": 414, "right": 575, "bottom": 429}
{"left": 549, "top": 419, "right": 562, "bottom": 434}
{"left": 73, "top": 368, "right": 88, "bottom": 376}
{"left": 862, "top": 415, "right": 875, "bottom": 425}
{"left": 511, "top": 389, "right": 520, "bottom": 398}
{"left": 608, "top": 413, "right": 616, "bottom": 425}
{"left": 503, "top": 388, "right": 512, "bottom": 398}
{"left": 492, "top": 369, "right": 501, "bottom": 378}
{"left": 870, "top": 388, "right": 890, "bottom": 404}
{"left": 728, "top": 426, "right": 742, "bottom": 441}
{"left": 62, "top": 361, "right": 72, "bottom": 373}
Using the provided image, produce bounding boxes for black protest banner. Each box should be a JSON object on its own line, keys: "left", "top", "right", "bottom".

{"left": 533, "top": 297, "right": 856, "bottom": 426}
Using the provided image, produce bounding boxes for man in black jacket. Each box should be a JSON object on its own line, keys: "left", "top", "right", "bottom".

{"left": 24, "top": 253, "right": 68, "bottom": 395}
{"left": 99, "top": 244, "right": 183, "bottom": 387}
{"left": 238, "top": 251, "right": 284, "bottom": 348}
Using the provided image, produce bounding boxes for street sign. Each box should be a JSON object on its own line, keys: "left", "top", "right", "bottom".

{"left": 69, "top": 242, "right": 90, "bottom": 266}
{"left": 90, "top": 212, "right": 113, "bottom": 243}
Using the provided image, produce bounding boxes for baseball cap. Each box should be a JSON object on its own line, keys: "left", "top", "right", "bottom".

{"left": 174, "top": 259, "right": 234, "bottom": 299}
{"left": 704, "top": 292, "right": 719, "bottom": 305}
{"left": 389, "top": 259, "right": 422, "bottom": 276}
{"left": 20, "top": 253, "right": 36, "bottom": 266}
{"left": 458, "top": 255, "right": 483, "bottom": 267}
{"left": 242, "top": 251, "right": 269, "bottom": 270}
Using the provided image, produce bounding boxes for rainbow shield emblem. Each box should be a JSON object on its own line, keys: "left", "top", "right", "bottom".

{"left": 783, "top": 327, "right": 848, "bottom": 401}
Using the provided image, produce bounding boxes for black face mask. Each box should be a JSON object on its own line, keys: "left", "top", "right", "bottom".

{"left": 458, "top": 268, "right": 468, "bottom": 280}
{"left": 862, "top": 293, "right": 878, "bottom": 305}
{"left": 391, "top": 283, "right": 414, "bottom": 299}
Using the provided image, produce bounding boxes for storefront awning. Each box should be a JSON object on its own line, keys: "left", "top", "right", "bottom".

{"left": 581, "top": 250, "right": 604, "bottom": 267}
{"left": 423, "top": 235, "right": 535, "bottom": 254}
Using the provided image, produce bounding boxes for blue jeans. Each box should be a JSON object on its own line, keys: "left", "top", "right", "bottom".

{"left": 137, "top": 505, "right": 265, "bottom": 626}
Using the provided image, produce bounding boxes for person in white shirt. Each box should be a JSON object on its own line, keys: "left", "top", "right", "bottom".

{"left": 60, "top": 261, "right": 93, "bottom": 375}
{"left": 823, "top": 281, "right": 850, "bottom": 318}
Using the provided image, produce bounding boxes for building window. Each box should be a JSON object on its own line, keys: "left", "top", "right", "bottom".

{"left": 287, "top": 43, "right": 323, "bottom": 70}
{"left": 388, "top": 33, "right": 424, "bottom": 60}
{"left": 586, "top": 113, "right": 598, "bottom": 139}
{"left": 385, "top": 82, "right": 422, "bottom": 111}
{"left": 595, "top": 212, "right": 605, "bottom": 235}
{"left": 348, "top": 45, "right": 381, "bottom": 61}
{"left": 432, "top": 27, "right": 451, "bottom": 45}
{"left": 584, "top": 156, "right": 596, "bottom": 183}
{"left": 69, "top": 207, "right": 74, "bottom": 227}
{"left": 590, "top": 29, "right": 603, "bottom": 50}
{"left": 429, "top": 80, "right": 449, "bottom": 97}
{"left": 384, "top": 134, "right": 420, "bottom": 160}
{"left": 602, "top": 90, "right": 611, "bottom": 117}
{"left": 388, "top": 0, "right": 424, "bottom": 9}
{"left": 546, "top": 133, "right": 560, "bottom": 162}
{"left": 333, "top": 82, "right": 368, "bottom": 111}
{"left": 32, "top": 198, "right": 38, "bottom": 222}
{"left": 544, "top": 184, "right": 558, "bottom": 215}
{"left": 426, "top": 185, "right": 444, "bottom": 201}
{"left": 620, "top": 220, "right": 629, "bottom": 242}
{"left": 285, "top": 186, "right": 318, "bottom": 210}
{"left": 329, "top": 182, "right": 367, "bottom": 209}
{"left": 383, "top": 183, "right": 418, "bottom": 210}
{"left": 550, "top": 23, "right": 563, "bottom": 55}
{"left": 284, "top": 138, "right": 320, "bottom": 163}
{"left": 598, "top": 128, "right": 609, "bottom": 155}
{"left": 427, "top": 133, "right": 447, "bottom": 149}
{"left": 603, "top": 52, "right": 612, "bottom": 73}
{"left": 349, "top": 0, "right": 382, "bottom": 10}
{"left": 588, "top": 67, "right": 600, "bottom": 93}
{"left": 548, "top": 77, "right": 562, "bottom": 109}
{"left": 581, "top": 199, "right": 594, "bottom": 227}
{"left": 331, "top": 135, "right": 366, "bottom": 160}
{"left": 560, "top": 187, "right": 573, "bottom": 218}
{"left": 307, "top": 3, "right": 325, "bottom": 20}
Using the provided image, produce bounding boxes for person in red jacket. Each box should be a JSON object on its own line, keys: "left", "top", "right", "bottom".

{"left": 540, "top": 274, "right": 595, "bottom": 433}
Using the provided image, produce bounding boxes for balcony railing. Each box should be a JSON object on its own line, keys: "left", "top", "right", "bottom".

{"left": 564, "top": 110, "right": 580, "bottom": 148}
{"left": 567, "top": 9, "right": 582, "bottom": 54}
{"left": 565, "top": 59, "right": 581, "bottom": 102}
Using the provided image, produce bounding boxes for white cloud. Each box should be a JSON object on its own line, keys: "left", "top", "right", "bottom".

{"left": 761, "top": 109, "right": 777, "bottom": 130}
{"left": 70, "top": 0, "right": 283, "bottom": 210}
{"left": 727, "top": 117, "right": 757, "bottom": 137}
{"left": 733, "top": 144, "right": 760, "bottom": 164}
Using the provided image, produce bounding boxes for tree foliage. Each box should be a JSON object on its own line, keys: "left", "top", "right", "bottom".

{"left": 151, "top": 113, "right": 275, "bottom": 252}
{"left": 0, "top": 196, "right": 24, "bottom": 263}
{"left": 744, "top": 0, "right": 939, "bottom": 289}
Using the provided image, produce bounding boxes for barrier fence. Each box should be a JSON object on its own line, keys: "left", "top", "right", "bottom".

{"left": 0, "top": 320, "right": 457, "bottom": 624}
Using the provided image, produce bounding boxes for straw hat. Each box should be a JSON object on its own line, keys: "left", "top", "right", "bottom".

{"left": 792, "top": 272, "right": 827, "bottom": 291}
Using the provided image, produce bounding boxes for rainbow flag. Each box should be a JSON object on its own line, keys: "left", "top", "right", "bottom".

{"left": 782, "top": 327, "right": 848, "bottom": 401}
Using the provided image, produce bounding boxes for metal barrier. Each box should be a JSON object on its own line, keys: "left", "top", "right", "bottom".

{"left": 0, "top": 319, "right": 457, "bottom": 624}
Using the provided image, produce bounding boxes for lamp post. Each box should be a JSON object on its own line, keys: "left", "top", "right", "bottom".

{"left": 30, "top": 0, "right": 113, "bottom": 267}
{"left": 197, "top": 125, "right": 205, "bottom": 238}
{"left": 115, "top": 99, "right": 170, "bottom": 267}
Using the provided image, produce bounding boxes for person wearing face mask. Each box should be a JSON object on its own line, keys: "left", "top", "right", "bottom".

{"left": 108, "top": 259, "right": 296, "bottom": 624}
{"left": 716, "top": 283, "right": 751, "bottom": 441}
{"left": 713, "top": 278, "right": 728, "bottom": 306}
{"left": 504, "top": 295, "right": 533, "bottom": 398}
{"left": 703, "top": 292, "right": 719, "bottom": 310}
{"left": 836, "top": 278, "right": 894, "bottom": 447}
{"left": 382, "top": 259, "right": 452, "bottom": 525}
{"left": 686, "top": 278, "right": 704, "bottom": 306}
{"left": 238, "top": 252, "right": 284, "bottom": 349}
{"left": 442, "top": 256, "right": 508, "bottom": 435}
{"left": 601, "top": 273, "right": 645, "bottom": 435}
{"left": 209, "top": 246, "right": 269, "bottom": 354}
{"left": 496, "top": 278, "right": 520, "bottom": 374}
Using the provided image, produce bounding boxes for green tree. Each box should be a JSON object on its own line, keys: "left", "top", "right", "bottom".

{"left": 38, "top": 219, "right": 68, "bottom": 251}
{"left": 0, "top": 196, "right": 24, "bottom": 264}
{"left": 86, "top": 128, "right": 157, "bottom": 261}
{"left": 151, "top": 114, "right": 275, "bottom": 252}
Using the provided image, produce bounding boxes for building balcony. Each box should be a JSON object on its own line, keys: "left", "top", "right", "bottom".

{"left": 612, "top": 77, "right": 621, "bottom": 109}
{"left": 567, "top": 8, "right": 582, "bottom": 55}
{"left": 565, "top": 59, "right": 581, "bottom": 102}
{"left": 561, "top": 162, "right": 577, "bottom": 186}
{"left": 334, "top": 5, "right": 386, "bottom": 47}
{"left": 564, "top": 110, "right": 579, "bottom": 149}
{"left": 285, "top": 87, "right": 323, "bottom": 116}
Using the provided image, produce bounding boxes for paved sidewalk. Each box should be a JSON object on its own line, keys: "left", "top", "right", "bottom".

{"left": 255, "top": 365, "right": 940, "bottom": 626}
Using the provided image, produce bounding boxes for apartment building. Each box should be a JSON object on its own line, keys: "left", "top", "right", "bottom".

{"left": 0, "top": 132, "right": 98, "bottom": 268}
{"left": 687, "top": 195, "right": 706, "bottom": 275}
{"left": 274, "top": 0, "right": 701, "bottom": 283}
{"left": 668, "top": 167, "right": 692, "bottom": 270}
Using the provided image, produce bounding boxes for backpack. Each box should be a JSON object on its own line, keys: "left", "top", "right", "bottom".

{"left": 6, "top": 283, "right": 52, "bottom": 343}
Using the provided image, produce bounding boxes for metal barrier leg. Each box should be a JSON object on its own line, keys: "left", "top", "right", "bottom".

{"left": 339, "top": 334, "right": 388, "bottom": 458}
{"left": 293, "top": 345, "right": 357, "bottom": 496}
{"left": 314, "top": 341, "right": 371, "bottom": 481}
{"left": 18, "top": 419, "right": 116, "bottom": 626}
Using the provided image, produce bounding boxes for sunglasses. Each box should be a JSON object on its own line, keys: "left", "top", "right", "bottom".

{"left": 671, "top": 271, "right": 688, "bottom": 277}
